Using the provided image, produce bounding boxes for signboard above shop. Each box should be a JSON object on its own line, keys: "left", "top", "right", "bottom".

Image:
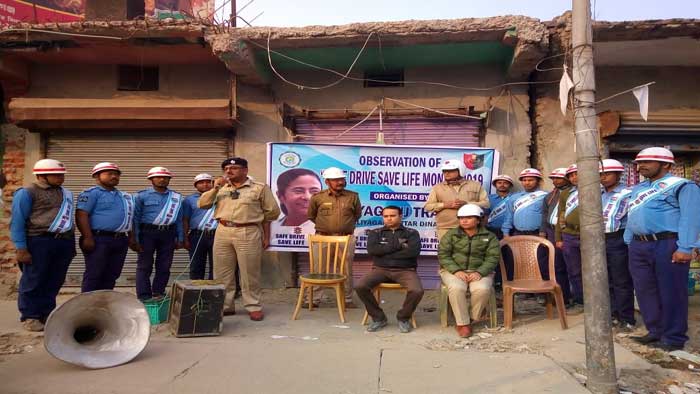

{"left": 0, "top": 0, "right": 214, "bottom": 25}
{"left": 0, "top": 0, "right": 84, "bottom": 24}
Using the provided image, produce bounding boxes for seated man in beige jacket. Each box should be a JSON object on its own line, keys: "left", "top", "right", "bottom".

{"left": 424, "top": 159, "right": 489, "bottom": 240}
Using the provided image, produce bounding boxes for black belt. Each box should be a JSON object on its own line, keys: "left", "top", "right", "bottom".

{"left": 605, "top": 230, "right": 624, "bottom": 239}
{"left": 93, "top": 230, "right": 129, "bottom": 238}
{"left": 633, "top": 231, "right": 678, "bottom": 242}
{"left": 140, "top": 223, "right": 175, "bottom": 231}
{"left": 36, "top": 232, "right": 73, "bottom": 240}
{"left": 189, "top": 229, "right": 216, "bottom": 237}
{"left": 514, "top": 229, "right": 539, "bottom": 235}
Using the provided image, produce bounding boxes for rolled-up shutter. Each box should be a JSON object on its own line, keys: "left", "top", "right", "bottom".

{"left": 294, "top": 116, "right": 484, "bottom": 289}
{"left": 47, "top": 130, "right": 231, "bottom": 286}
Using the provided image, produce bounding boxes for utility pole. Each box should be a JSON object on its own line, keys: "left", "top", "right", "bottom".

{"left": 571, "top": 1, "right": 618, "bottom": 393}
{"left": 230, "top": 0, "right": 237, "bottom": 27}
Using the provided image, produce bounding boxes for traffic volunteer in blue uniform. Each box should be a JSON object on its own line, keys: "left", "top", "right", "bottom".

{"left": 10, "top": 159, "right": 75, "bottom": 332}
{"left": 599, "top": 159, "right": 635, "bottom": 331}
{"left": 556, "top": 164, "right": 584, "bottom": 307}
{"left": 624, "top": 147, "right": 700, "bottom": 351}
{"left": 76, "top": 162, "right": 134, "bottom": 292}
{"left": 486, "top": 174, "right": 513, "bottom": 287}
{"left": 502, "top": 168, "right": 548, "bottom": 281}
{"left": 502, "top": 168, "right": 548, "bottom": 237}
{"left": 539, "top": 168, "right": 572, "bottom": 306}
{"left": 132, "top": 166, "right": 184, "bottom": 300}
{"left": 486, "top": 175, "right": 513, "bottom": 240}
{"left": 183, "top": 173, "right": 217, "bottom": 280}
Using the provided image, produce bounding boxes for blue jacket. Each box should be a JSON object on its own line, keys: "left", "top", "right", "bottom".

{"left": 502, "top": 189, "right": 548, "bottom": 235}
{"left": 623, "top": 174, "right": 700, "bottom": 254}
{"left": 182, "top": 193, "right": 218, "bottom": 231}
{"left": 601, "top": 183, "right": 631, "bottom": 234}
{"left": 485, "top": 193, "right": 511, "bottom": 231}
{"left": 76, "top": 186, "right": 130, "bottom": 232}
{"left": 10, "top": 185, "right": 74, "bottom": 249}
{"left": 133, "top": 188, "right": 184, "bottom": 242}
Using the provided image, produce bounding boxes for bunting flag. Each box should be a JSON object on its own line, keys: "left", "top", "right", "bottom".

{"left": 632, "top": 84, "right": 649, "bottom": 121}
{"left": 559, "top": 65, "right": 574, "bottom": 116}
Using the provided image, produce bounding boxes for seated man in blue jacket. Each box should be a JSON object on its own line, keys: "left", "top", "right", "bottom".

{"left": 355, "top": 205, "right": 423, "bottom": 333}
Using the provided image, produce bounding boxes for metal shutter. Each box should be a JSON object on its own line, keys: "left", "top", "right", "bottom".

{"left": 47, "top": 130, "right": 231, "bottom": 286}
{"left": 294, "top": 116, "right": 484, "bottom": 289}
{"left": 295, "top": 117, "right": 482, "bottom": 146}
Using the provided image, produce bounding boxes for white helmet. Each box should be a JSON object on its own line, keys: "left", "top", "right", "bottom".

{"left": 599, "top": 159, "right": 624, "bottom": 173}
{"left": 634, "top": 147, "right": 675, "bottom": 164}
{"left": 193, "top": 173, "right": 214, "bottom": 185}
{"left": 440, "top": 159, "right": 467, "bottom": 177}
{"left": 33, "top": 159, "right": 67, "bottom": 175}
{"left": 457, "top": 204, "right": 483, "bottom": 218}
{"left": 548, "top": 168, "right": 567, "bottom": 179}
{"left": 565, "top": 164, "right": 578, "bottom": 176}
{"left": 518, "top": 168, "right": 543, "bottom": 180}
{"left": 147, "top": 166, "right": 173, "bottom": 179}
{"left": 491, "top": 175, "right": 514, "bottom": 186}
{"left": 322, "top": 167, "right": 345, "bottom": 180}
{"left": 91, "top": 162, "right": 120, "bottom": 176}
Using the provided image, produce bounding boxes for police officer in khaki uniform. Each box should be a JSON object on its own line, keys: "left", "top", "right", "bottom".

{"left": 198, "top": 158, "right": 280, "bottom": 321}
{"left": 424, "top": 159, "right": 489, "bottom": 241}
{"left": 307, "top": 167, "right": 362, "bottom": 308}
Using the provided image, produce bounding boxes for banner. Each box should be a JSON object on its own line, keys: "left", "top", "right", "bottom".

{"left": 0, "top": 1, "right": 84, "bottom": 24}
{"left": 267, "top": 143, "right": 499, "bottom": 255}
{"left": 145, "top": 0, "right": 214, "bottom": 19}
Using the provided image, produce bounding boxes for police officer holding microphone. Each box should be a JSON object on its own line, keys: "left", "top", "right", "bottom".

{"left": 199, "top": 158, "right": 280, "bottom": 321}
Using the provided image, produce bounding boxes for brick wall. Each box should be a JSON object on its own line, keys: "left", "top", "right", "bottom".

{"left": 1, "top": 124, "right": 26, "bottom": 272}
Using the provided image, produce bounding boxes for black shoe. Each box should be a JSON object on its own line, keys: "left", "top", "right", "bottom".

{"left": 367, "top": 319, "right": 388, "bottom": 332}
{"left": 617, "top": 322, "right": 635, "bottom": 333}
{"left": 630, "top": 333, "right": 660, "bottom": 345}
{"left": 650, "top": 342, "right": 683, "bottom": 352}
{"left": 398, "top": 319, "right": 412, "bottom": 334}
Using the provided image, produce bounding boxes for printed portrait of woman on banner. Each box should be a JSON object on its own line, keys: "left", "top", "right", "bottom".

{"left": 272, "top": 168, "right": 322, "bottom": 231}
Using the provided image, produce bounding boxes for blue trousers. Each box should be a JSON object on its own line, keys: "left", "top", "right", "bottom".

{"left": 81, "top": 235, "right": 129, "bottom": 292}
{"left": 605, "top": 235, "right": 635, "bottom": 325}
{"left": 629, "top": 237, "right": 688, "bottom": 346}
{"left": 561, "top": 233, "right": 584, "bottom": 304}
{"left": 136, "top": 230, "right": 176, "bottom": 300}
{"left": 18, "top": 236, "right": 74, "bottom": 322}
{"left": 188, "top": 231, "right": 214, "bottom": 280}
{"left": 545, "top": 227, "right": 572, "bottom": 304}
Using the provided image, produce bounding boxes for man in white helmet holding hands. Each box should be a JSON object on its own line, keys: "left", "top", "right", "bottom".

{"left": 424, "top": 159, "right": 489, "bottom": 241}
{"left": 599, "top": 159, "right": 635, "bottom": 331}
{"left": 10, "top": 159, "right": 75, "bottom": 331}
{"left": 307, "top": 166, "right": 362, "bottom": 308}
{"left": 132, "top": 166, "right": 184, "bottom": 301}
{"left": 624, "top": 147, "right": 700, "bottom": 351}
{"left": 76, "top": 162, "right": 134, "bottom": 292}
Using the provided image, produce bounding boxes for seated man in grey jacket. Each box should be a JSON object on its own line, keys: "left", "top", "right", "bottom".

{"left": 355, "top": 205, "right": 423, "bottom": 333}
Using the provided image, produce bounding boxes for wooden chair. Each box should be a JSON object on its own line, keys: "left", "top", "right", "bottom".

{"left": 439, "top": 284, "right": 498, "bottom": 329}
{"left": 292, "top": 235, "right": 351, "bottom": 323}
{"left": 360, "top": 283, "right": 417, "bottom": 328}
{"left": 500, "top": 235, "right": 568, "bottom": 330}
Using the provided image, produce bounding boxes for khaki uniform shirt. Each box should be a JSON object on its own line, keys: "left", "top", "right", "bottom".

{"left": 198, "top": 178, "right": 280, "bottom": 224}
{"left": 424, "top": 179, "right": 489, "bottom": 230}
{"left": 307, "top": 189, "right": 361, "bottom": 235}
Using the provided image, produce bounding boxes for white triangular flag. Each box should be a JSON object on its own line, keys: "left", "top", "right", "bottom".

{"left": 632, "top": 84, "right": 649, "bottom": 121}
{"left": 559, "top": 65, "right": 574, "bottom": 116}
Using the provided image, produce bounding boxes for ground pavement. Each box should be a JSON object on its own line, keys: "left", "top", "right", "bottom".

{"left": 0, "top": 288, "right": 677, "bottom": 394}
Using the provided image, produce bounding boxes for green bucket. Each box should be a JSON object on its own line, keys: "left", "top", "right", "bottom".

{"left": 143, "top": 297, "right": 170, "bottom": 325}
